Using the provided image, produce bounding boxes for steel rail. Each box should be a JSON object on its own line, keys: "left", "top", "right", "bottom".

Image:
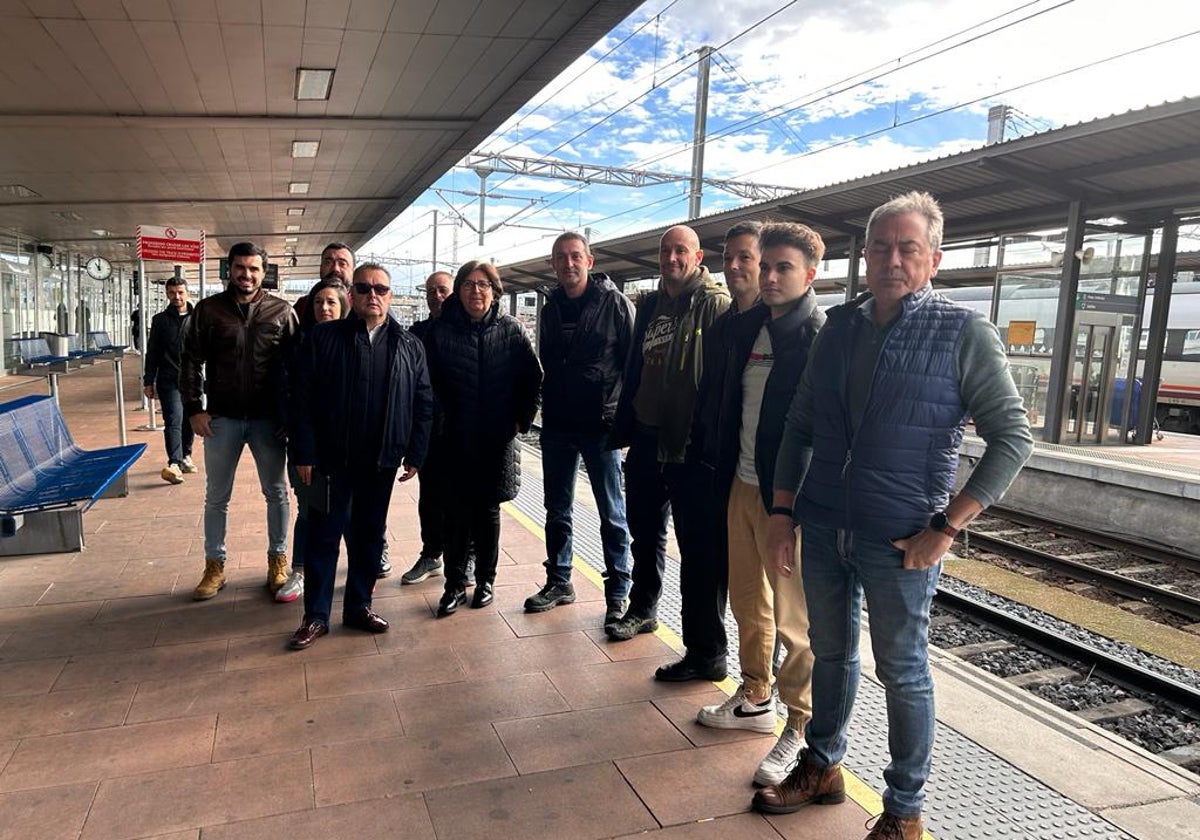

{"left": 934, "top": 587, "right": 1200, "bottom": 712}
{"left": 962, "top": 530, "right": 1200, "bottom": 621}
{"left": 989, "top": 507, "right": 1200, "bottom": 574}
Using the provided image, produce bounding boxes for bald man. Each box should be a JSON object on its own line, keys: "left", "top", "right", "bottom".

{"left": 608, "top": 225, "right": 732, "bottom": 682}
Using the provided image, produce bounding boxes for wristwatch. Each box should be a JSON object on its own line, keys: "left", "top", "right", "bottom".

{"left": 929, "top": 511, "right": 959, "bottom": 538}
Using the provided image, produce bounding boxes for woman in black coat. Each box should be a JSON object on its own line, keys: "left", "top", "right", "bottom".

{"left": 423, "top": 260, "right": 542, "bottom": 617}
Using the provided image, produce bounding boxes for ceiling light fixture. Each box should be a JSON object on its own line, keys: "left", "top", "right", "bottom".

{"left": 291, "top": 140, "right": 319, "bottom": 158}
{"left": 287, "top": 207, "right": 305, "bottom": 216}
{"left": 285, "top": 224, "right": 301, "bottom": 232}
{"left": 285, "top": 236, "right": 298, "bottom": 243}
{"left": 0, "top": 184, "right": 40, "bottom": 198}
{"left": 289, "top": 182, "right": 310, "bottom": 194}
{"left": 295, "top": 68, "right": 334, "bottom": 101}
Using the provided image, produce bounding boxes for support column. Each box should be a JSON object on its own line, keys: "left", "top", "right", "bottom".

{"left": 1041, "top": 201, "right": 1086, "bottom": 443}
{"left": 1136, "top": 217, "right": 1177, "bottom": 445}
{"left": 845, "top": 234, "right": 860, "bottom": 301}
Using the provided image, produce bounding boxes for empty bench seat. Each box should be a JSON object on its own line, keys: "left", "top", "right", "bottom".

{"left": 0, "top": 394, "right": 145, "bottom": 554}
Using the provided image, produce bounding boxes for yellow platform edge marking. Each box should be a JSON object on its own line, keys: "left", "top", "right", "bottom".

{"left": 503, "top": 502, "right": 929, "bottom": 835}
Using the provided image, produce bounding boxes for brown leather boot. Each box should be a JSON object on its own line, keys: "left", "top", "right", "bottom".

{"left": 267, "top": 553, "right": 289, "bottom": 593}
{"left": 193, "top": 559, "right": 226, "bottom": 600}
{"left": 864, "top": 812, "right": 923, "bottom": 840}
{"left": 752, "top": 748, "right": 846, "bottom": 814}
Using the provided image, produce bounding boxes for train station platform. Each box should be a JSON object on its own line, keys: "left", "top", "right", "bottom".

{"left": 960, "top": 430, "right": 1200, "bottom": 558}
{"left": 0, "top": 363, "right": 1197, "bottom": 840}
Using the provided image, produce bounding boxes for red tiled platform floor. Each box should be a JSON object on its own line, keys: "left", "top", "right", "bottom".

{"left": 0, "top": 365, "right": 875, "bottom": 839}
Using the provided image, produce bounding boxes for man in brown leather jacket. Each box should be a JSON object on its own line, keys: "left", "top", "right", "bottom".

{"left": 181, "top": 241, "right": 299, "bottom": 600}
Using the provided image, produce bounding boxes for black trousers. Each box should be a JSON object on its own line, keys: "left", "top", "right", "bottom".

{"left": 303, "top": 465, "right": 397, "bottom": 626}
{"left": 444, "top": 500, "right": 499, "bottom": 591}
{"left": 416, "top": 440, "right": 452, "bottom": 559}
{"left": 624, "top": 426, "right": 728, "bottom": 661}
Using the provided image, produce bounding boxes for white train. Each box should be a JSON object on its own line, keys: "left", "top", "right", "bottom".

{"left": 816, "top": 282, "right": 1200, "bottom": 434}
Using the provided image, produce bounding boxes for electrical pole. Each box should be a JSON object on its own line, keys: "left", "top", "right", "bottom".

{"left": 689, "top": 45, "right": 714, "bottom": 220}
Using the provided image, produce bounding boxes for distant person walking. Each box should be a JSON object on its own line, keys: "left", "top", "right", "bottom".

{"left": 143, "top": 277, "right": 196, "bottom": 485}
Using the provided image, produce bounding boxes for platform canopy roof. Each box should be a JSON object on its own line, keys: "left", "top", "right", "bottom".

{"left": 0, "top": 0, "right": 639, "bottom": 279}
{"left": 502, "top": 96, "right": 1200, "bottom": 294}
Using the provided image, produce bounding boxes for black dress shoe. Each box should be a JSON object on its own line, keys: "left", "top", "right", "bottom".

{"left": 437, "top": 588, "right": 467, "bottom": 618}
{"left": 654, "top": 654, "right": 728, "bottom": 683}
{"left": 343, "top": 608, "right": 389, "bottom": 633}
{"left": 288, "top": 620, "right": 328, "bottom": 650}
{"left": 471, "top": 581, "right": 494, "bottom": 609}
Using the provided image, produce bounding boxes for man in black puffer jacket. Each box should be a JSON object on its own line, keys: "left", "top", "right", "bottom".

{"left": 524, "top": 232, "right": 635, "bottom": 625}
{"left": 286, "top": 263, "right": 433, "bottom": 649}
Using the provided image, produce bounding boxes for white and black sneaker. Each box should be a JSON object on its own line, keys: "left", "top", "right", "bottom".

{"left": 696, "top": 684, "right": 777, "bottom": 733}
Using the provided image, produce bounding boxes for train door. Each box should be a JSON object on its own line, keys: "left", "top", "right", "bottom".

{"left": 1064, "top": 311, "right": 1123, "bottom": 444}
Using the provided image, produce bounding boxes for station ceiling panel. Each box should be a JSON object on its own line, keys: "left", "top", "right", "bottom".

{"left": 0, "top": 0, "right": 640, "bottom": 279}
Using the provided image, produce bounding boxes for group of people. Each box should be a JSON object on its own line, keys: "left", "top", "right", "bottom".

{"left": 142, "top": 190, "right": 1033, "bottom": 840}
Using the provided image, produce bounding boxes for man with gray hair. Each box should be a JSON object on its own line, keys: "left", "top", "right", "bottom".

{"left": 287, "top": 262, "right": 432, "bottom": 649}
{"left": 753, "top": 192, "right": 1033, "bottom": 840}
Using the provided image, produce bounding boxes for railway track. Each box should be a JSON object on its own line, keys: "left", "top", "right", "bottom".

{"left": 932, "top": 585, "right": 1200, "bottom": 772}
{"left": 959, "top": 509, "right": 1200, "bottom": 623}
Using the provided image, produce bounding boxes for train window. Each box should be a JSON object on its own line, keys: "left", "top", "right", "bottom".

{"left": 1182, "top": 329, "right": 1200, "bottom": 361}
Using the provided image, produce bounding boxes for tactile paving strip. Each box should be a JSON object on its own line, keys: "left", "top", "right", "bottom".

{"left": 512, "top": 446, "right": 1133, "bottom": 839}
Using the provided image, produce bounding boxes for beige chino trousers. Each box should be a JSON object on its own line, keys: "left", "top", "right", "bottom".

{"left": 726, "top": 477, "right": 814, "bottom": 731}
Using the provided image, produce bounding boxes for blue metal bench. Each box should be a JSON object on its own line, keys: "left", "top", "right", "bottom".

{"left": 0, "top": 394, "right": 146, "bottom": 554}
{"left": 11, "top": 336, "right": 70, "bottom": 367}
{"left": 65, "top": 335, "right": 103, "bottom": 362}
{"left": 88, "top": 331, "right": 128, "bottom": 353}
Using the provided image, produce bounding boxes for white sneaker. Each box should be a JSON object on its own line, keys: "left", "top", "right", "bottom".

{"left": 161, "top": 463, "right": 184, "bottom": 485}
{"left": 696, "top": 684, "right": 777, "bottom": 733}
{"left": 754, "top": 726, "right": 803, "bottom": 786}
{"left": 275, "top": 569, "right": 303, "bottom": 603}
{"left": 180, "top": 456, "right": 198, "bottom": 474}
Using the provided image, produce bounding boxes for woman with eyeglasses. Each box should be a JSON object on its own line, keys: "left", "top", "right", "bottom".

{"left": 423, "top": 260, "right": 542, "bottom": 617}
{"left": 277, "top": 279, "right": 351, "bottom": 604}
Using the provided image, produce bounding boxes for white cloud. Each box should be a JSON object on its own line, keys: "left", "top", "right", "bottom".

{"left": 364, "top": 0, "right": 1200, "bottom": 279}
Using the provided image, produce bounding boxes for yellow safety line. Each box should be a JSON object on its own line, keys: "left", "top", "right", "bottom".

{"left": 502, "top": 501, "right": 933, "bottom": 838}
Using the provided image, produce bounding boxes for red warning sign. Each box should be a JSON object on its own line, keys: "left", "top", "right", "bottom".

{"left": 137, "top": 225, "right": 205, "bottom": 263}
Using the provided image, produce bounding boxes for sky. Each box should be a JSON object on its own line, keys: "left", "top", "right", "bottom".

{"left": 361, "top": 0, "right": 1200, "bottom": 293}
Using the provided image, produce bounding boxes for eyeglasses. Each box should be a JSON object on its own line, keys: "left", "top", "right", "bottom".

{"left": 461, "top": 280, "right": 492, "bottom": 292}
{"left": 353, "top": 282, "right": 392, "bottom": 297}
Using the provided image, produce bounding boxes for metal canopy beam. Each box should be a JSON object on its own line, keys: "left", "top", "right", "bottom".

{"left": 463, "top": 152, "right": 801, "bottom": 203}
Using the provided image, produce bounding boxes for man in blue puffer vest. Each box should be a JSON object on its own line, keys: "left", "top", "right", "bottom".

{"left": 754, "top": 192, "right": 1033, "bottom": 840}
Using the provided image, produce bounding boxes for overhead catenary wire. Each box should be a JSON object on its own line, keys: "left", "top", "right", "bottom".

{"left": 491, "top": 0, "right": 684, "bottom": 154}
{"left": 376, "top": 2, "right": 1191, "bottom": 269}
{"left": 469, "top": 0, "right": 1077, "bottom": 235}
{"left": 633, "top": 0, "right": 1075, "bottom": 173}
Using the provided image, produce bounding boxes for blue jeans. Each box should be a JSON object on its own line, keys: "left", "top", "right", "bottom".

{"left": 202, "top": 415, "right": 289, "bottom": 562}
{"left": 541, "top": 429, "right": 632, "bottom": 605}
{"left": 800, "top": 523, "right": 940, "bottom": 818}
{"left": 155, "top": 379, "right": 193, "bottom": 465}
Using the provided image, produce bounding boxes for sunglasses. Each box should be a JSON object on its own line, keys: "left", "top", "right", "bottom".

{"left": 353, "top": 282, "right": 392, "bottom": 297}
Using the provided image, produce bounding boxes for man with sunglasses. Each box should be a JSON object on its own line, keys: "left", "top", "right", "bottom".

{"left": 287, "top": 263, "right": 432, "bottom": 649}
